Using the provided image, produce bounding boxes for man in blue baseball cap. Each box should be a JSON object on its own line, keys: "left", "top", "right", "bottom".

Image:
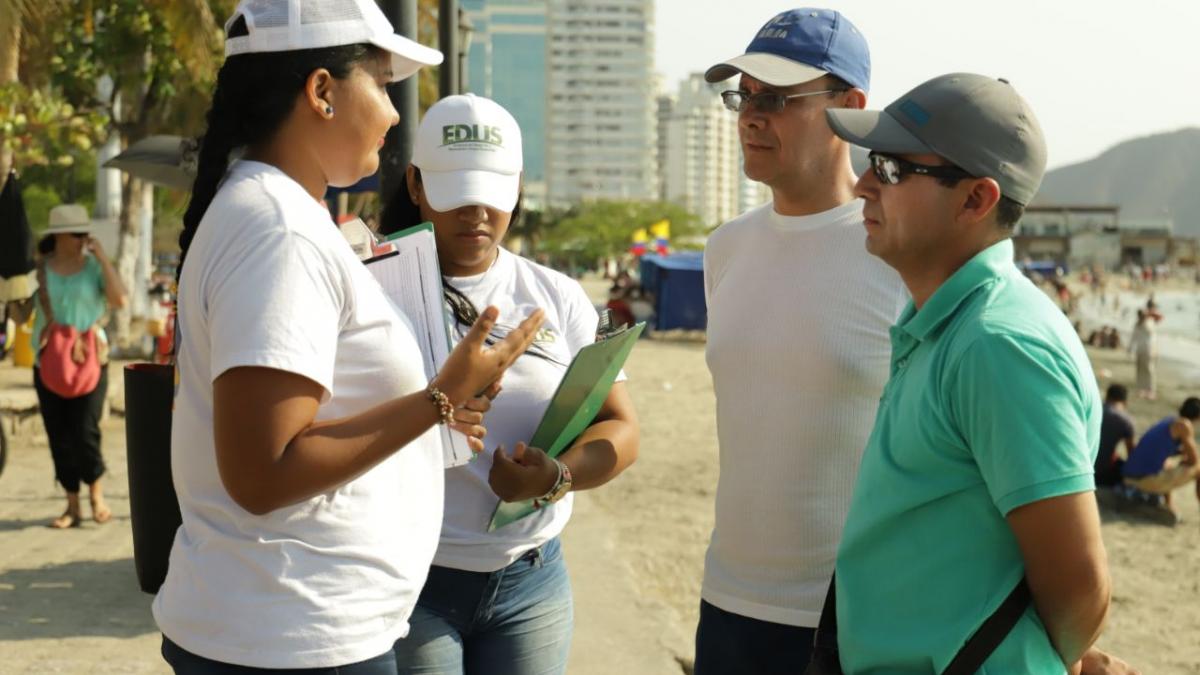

{"left": 696, "top": 9, "right": 907, "bottom": 674}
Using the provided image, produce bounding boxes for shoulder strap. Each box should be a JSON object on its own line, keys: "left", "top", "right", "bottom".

{"left": 941, "top": 577, "right": 1031, "bottom": 675}
{"left": 803, "top": 574, "right": 843, "bottom": 674}
{"left": 36, "top": 259, "right": 55, "bottom": 325}
{"left": 814, "top": 573, "right": 839, "bottom": 651}
{"left": 806, "top": 574, "right": 1030, "bottom": 675}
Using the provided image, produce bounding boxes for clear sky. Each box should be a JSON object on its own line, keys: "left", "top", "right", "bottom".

{"left": 654, "top": 0, "right": 1200, "bottom": 169}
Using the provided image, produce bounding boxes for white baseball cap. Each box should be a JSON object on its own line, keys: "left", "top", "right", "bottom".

{"left": 412, "top": 94, "right": 523, "bottom": 212}
{"left": 224, "top": 0, "right": 443, "bottom": 82}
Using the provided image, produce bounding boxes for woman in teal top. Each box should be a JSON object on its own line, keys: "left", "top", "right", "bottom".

{"left": 33, "top": 204, "right": 128, "bottom": 529}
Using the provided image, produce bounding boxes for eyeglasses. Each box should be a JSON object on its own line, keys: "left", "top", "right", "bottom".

{"left": 867, "top": 151, "right": 975, "bottom": 185}
{"left": 720, "top": 88, "right": 847, "bottom": 114}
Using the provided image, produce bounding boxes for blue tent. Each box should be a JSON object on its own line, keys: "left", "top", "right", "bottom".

{"left": 639, "top": 252, "right": 706, "bottom": 331}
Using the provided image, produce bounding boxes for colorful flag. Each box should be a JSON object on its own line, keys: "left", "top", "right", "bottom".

{"left": 649, "top": 220, "right": 670, "bottom": 255}
{"left": 630, "top": 228, "right": 649, "bottom": 256}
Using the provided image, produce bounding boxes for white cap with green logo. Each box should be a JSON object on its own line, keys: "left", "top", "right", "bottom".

{"left": 412, "top": 94, "right": 523, "bottom": 213}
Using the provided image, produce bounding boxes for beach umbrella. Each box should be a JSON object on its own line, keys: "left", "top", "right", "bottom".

{"left": 107, "top": 136, "right": 383, "bottom": 197}
{"left": 103, "top": 135, "right": 199, "bottom": 191}
{"left": 0, "top": 170, "right": 36, "bottom": 302}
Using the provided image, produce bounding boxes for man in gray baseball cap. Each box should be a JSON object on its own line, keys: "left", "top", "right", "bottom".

{"left": 823, "top": 73, "right": 1114, "bottom": 673}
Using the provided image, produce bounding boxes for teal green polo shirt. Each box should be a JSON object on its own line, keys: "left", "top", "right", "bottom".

{"left": 835, "top": 239, "right": 1100, "bottom": 674}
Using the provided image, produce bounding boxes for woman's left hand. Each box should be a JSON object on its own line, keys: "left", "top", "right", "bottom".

{"left": 450, "top": 394, "right": 493, "bottom": 453}
{"left": 489, "top": 442, "right": 560, "bottom": 502}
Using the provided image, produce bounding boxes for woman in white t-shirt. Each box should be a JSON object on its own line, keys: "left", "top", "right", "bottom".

{"left": 152, "top": 3, "right": 543, "bottom": 673}
{"left": 381, "top": 95, "right": 641, "bottom": 674}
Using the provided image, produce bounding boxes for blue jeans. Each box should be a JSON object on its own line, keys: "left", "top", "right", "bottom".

{"left": 161, "top": 636, "right": 397, "bottom": 674}
{"left": 693, "top": 600, "right": 815, "bottom": 675}
{"left": 393, "top": 538, "right": 573, "bottom": 675}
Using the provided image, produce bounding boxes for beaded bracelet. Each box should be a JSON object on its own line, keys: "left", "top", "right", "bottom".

{"left": 426, "top": 385, "right": 455, "bottom": 426}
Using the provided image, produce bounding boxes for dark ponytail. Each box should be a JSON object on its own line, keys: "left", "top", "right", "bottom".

{"left": 378, "top": 167, "right": 525, "bottom": 330}
{"left": 177, "top": 18, "right": 380, "bottom": 287}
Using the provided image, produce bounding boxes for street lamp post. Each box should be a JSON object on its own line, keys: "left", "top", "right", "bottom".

{"left": 458, "top": 8, "right": 474, "bottom": 93}
{"left": 438, "top": 0, "right": 459, "bottom": 97}
{"left": 379, "top": 0, "right": 418, "bottom": 203}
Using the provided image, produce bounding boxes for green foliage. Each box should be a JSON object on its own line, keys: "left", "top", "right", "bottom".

{"left": 46, "top": 0, "right": 223, "bottom": 139}
{"left": 21, "top": 182, "right": 62, "bottom": 234}
{"left": 152, "top": 184, "right": 188, "bottom": 254}
{"left": 0, "top": 84, "right": 108, "bottom": 169}
{"left": 538, "top": 200, "right": 706, "bottom": 264}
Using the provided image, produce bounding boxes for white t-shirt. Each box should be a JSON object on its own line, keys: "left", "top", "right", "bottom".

{"left": 702, "top": 199, "right": 907, "bottom": 627}
{"left": 153, "top": 161, "right": 443, "bottom": 668}
{"left": 433, "top": 248, "right": 605, "bottom": 572}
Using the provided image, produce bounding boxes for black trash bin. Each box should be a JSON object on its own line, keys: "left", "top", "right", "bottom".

{"left": 123, "top": 362, "right": 180, "bottom": 594}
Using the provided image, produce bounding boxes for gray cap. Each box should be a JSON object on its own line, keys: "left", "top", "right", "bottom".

{"left": 825, "top": 73, "right": 1047, "bottom": 206}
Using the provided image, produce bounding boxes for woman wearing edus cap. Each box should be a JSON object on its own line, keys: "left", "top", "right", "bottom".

{"left": 383, "top": 94, "right": 641, "bottom": 674}
{"left": 152, "top": 2, "right": 543, "bottom": 673}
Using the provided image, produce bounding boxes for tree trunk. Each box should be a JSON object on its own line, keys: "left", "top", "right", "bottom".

{"left": 112, "top": 173, "right": 146, "bottom": 351}
{"left": 110, "top": 45, "right": 156, "bottom": 353}
{"left": 0, "top": 23, "right": 20, "bottom": 192}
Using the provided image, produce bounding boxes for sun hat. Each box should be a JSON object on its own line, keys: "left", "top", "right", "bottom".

{"left": 705, "top": 8, "right": 870, "bottom": 90}
{"left": 223, "top": 0, "right": 443, "bottom": 82}
{"left": 45, "top": 204, "right": 93, "bottom": 235}
{"left": 411, "top": 94, "right": 523, "bottom": 212}
{"left": 825, "top": 73, "right": 1047, "bottom": 206}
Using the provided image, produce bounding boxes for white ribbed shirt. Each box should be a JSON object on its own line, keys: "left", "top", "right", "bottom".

{"left": 702, "top": 199, "right": 907, "bottom": 627}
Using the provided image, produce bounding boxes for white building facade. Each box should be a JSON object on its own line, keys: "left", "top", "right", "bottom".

{"left": 545, "top": 0, "right": 658, "bottom": 205}
{"left": 657, "top": 73, "right": 742, "bottom": 226}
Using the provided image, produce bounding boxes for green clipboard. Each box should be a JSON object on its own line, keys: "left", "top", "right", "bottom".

{"left": 488, "top": 321, "right": 646, "bottom": 531}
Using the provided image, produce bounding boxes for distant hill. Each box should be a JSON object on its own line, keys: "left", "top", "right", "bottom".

{"left": 1035, "top": 128, "right": 1200, "bottom": 236}
{"left": 848, "top": 128, "right": 1200, "bottom": 237}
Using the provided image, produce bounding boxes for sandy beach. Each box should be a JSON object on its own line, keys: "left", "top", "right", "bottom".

{"left": 2, "top": 291, "right": 1199, "bottom": 673}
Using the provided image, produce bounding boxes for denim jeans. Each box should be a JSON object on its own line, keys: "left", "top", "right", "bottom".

{"left": 393, "top": 538, "right": 573, "bottom": 675}
{"left": 161, "top": 636, "right": 397, "bottom": 674}
{"left": 693, "top": 600, "right": 815, "bottom": 675}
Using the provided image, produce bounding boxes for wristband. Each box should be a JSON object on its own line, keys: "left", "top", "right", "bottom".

{"left": 426, "top": 385, "right": 455, "bottom": 426}
{"left": 534, "top": 460, "right": 573, "bottom": 509}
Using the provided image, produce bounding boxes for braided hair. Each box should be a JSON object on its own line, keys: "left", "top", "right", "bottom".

{"left": 177, "top": 16, "right": 380, "bottom": 287}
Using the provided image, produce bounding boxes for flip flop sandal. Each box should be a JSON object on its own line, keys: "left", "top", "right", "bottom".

{"left": 49, "top": 512, "right": 82, "bottom": 529}
{"left": 91, "top": 502, "right": 112, "bottom": 524}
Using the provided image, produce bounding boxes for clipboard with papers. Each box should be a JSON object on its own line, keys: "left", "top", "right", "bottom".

{"left": 488, "top": 321, "right": 645, "bottom": 531}
{"left": 364, "top": 222, "right": 474, "bottom": 468}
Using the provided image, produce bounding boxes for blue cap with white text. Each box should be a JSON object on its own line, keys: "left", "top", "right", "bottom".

{"left": 705, "top": 8, "right": 870, "bottom": 91}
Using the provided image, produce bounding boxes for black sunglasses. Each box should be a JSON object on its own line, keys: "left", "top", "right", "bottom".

{"left": 867, "top": 151, "right": 975, "bottom": 185}
{"left": 721, "top": 88, "right": 847, "bottom": 114}
{"left": 445, "top": 290, "right": 569, "bottom": 368}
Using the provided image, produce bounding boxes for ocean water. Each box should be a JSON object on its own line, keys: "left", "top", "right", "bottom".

{"left": 1075, "top": 287, "right": 1200, "bottom": 382}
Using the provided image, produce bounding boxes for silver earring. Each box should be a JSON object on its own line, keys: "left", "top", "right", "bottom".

{"left": 325, "top": 105, "right": 334, "bottom": 116}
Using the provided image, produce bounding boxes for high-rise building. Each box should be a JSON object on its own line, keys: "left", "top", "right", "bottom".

{"left": 657, "top": 74, "right": 741, "bottom": 226}
{"left": 545, "top": 0, "right": 658, "bottom": 206}
{"left": 739, "top": 170, "right": 771, "bottom": 213}
{"left": 462, "top": 0, "right": 549, "bottom": 205}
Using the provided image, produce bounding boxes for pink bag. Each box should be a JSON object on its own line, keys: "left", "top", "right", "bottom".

{"left": 40, "top": 324, "right": 101, "bottom": 398}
